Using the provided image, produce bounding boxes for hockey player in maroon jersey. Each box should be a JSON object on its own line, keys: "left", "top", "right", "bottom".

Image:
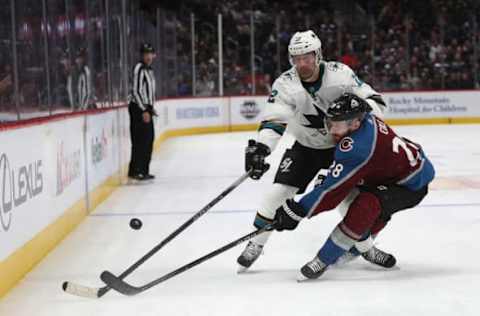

{"left": 272, "top": 93, "right": 435, "bottom": 280}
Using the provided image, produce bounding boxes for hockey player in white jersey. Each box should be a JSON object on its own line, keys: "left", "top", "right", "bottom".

{"left": 237, "top": 30, "right": 389, "bottom": 271}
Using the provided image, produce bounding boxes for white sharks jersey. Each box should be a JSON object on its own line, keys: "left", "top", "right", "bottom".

{"left": 258, "top": 61, "right": 386, "bottom": 151}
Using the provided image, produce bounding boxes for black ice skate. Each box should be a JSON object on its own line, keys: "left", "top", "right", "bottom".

{"left": 237, "top": 241, "right": 263, "bottom": 273}
{"left": 361, "top": 246, "right": 396, "bottom": 268}
{"left": 298, "top": 256, "right": 328, "bottom": 281}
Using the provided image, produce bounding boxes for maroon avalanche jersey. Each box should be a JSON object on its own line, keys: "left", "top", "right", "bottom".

{"left": 299, "top": 114, "right": 435, "bottom": 216}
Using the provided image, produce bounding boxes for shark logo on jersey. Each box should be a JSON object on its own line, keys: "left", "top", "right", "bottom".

{"left": 327, "top": 62, "right": 343, "bottom": 72}
{"left": 303, "top": 103, "right": 326, "bottom": 129}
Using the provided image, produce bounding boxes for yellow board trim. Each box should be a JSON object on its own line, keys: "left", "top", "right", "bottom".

{"left": 450, "top": 117, "right": 480, "bottom": 124}
{"left": 0, "top": 197, "right": 87, "bottom": 297}
{"left": 230, "top": 124, "right": 259, "bottom": 132}
{"left": 0, "top": 173, "right": 120, "bottom": 298}
{"left": 87, "top": 173, "right": 120, "bottom": 214}
{"left": 2, "top": 116, "right": 479, "bottom": 297}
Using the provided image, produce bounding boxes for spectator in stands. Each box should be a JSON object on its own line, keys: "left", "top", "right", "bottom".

{"left": 341, "top": 47, "right": 360, "bottom": 70}
{"left": 0, "top": 64, "right": 13, "bottom": 100}
{"left": 255, "top": 74, "right": 272, "bottom": 95}
{"left": 55, "top": 50, "right": 74, "bottom": 109}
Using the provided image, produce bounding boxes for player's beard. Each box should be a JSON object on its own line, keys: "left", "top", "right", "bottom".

{"left": 332, "top": 133, "right": 343, "bottom": 143}
{"left": 331, "top": 128, "right": 351, "bottom": 143}
{"left": 329, "top": 120, "right": 356, "bottom": 143}
{"left": 297, "top": 65, "right": 317, "bottom": 81}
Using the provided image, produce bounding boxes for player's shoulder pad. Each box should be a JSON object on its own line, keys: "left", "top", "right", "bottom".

{"left": 334, "top": 114, "right": 377, "bottom": 163}
{"left": 325, "top": 61, "right": 364, "bottom": 86}
{"left": 325, "top": 61, "right": 353, "bottom": 75}
{"left": 268, "top": 68, "right": 301, "bottom": 103}
{"left": 274, "top": 68, "right": 300, "bottom": 87}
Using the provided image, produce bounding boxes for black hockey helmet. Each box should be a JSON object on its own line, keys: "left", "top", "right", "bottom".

{"left": 140, "top": 43, "right": 155, "bottom": 54}
{"left": 327, "top": 93, "right": 370, "bottom": 122}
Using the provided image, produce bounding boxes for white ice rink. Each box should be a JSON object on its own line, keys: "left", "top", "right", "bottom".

{"left": 1, "top": 125, "right": 480, "bottom": 316}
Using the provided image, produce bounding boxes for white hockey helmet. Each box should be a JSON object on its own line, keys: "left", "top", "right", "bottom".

{"left": 288, "top": 30, "right": 323, "bottom": 66}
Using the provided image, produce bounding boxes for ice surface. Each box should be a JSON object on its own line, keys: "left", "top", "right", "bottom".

{"left": 1, "top": 125, "right": 480, "bottom": 316}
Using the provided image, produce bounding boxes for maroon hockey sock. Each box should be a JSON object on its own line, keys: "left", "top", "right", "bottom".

{"left": 342, "top": 192, "right": 382, "bottom": 238}
{"left": 370, "top": 218, "right": 387, "bottom": 235}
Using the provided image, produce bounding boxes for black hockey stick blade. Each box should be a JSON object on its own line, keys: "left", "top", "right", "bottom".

{"left": 100, "top": 271, "right": 141, "bottom": 296}
{"left": 63, "top": 170, "right": 252, "bottom": 298}
{"left": 101, "top": 223, "right": 275, "bottom": 296}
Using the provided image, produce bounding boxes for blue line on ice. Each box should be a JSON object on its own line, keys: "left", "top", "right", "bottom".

{"left": 90, "top": 202, "right": 480, "bottom": 217}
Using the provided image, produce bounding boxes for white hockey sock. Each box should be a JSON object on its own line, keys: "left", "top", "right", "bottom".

{"left": 251, "top": 184, "right": 298, "bottom": 246}
{"left": 355, "top": 235, "right": 374, "bottom": 253}
{"left": 251, "top": 230, "right": 272, "bottom": 246}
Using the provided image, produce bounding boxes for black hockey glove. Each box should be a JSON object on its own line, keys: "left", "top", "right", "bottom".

{"left": 274, "top": 199, "right": 307, "bottom": 231}
{"left": 313, "top": 169, "right": 329, "bottom": 188}
{"left": 245, "top": 139, "right": 270, "bottom": 180}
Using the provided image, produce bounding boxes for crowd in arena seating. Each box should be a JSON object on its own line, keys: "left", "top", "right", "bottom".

{"left": 0, "top": 0, "right": 477, "bottom": 119}
{"left": 176, "top": 0, "right": 477, "bottom": 95}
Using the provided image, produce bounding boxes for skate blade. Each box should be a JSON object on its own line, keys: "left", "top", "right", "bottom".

{"left": 296, "top": 272, "right": 313, "bottom": 283}
{"left": 126, "top": 178, "right": 142, "bottom": 185}
{"left": 368, "top": 264, "right": 400, "bottom": 271}
{"left": 237, "top": 265, "right": 249, "bottom": 274}
{"left": 126, "top": 179, "right": 152, "bottom": 185}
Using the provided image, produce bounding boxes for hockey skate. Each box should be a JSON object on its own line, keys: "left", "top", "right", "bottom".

{"left": 297, "top": 256, "right": 328, "bottom": 281}
{"left": 361, "top": 246, "right": 396, "bottom": 268}
{"left": 237, "top": 241, "right": 264, "bottom": 273}
{"left": 127, "top": 174, "right": 154, "bottom": 185}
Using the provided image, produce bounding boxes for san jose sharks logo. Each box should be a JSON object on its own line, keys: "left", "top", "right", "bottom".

{"left": 302, "top": 103, "right": 326, "bottom": 129}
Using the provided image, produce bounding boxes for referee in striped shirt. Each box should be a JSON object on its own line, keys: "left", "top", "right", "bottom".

{"left": 128, "top": 43, "right": 157, "bottom": 181}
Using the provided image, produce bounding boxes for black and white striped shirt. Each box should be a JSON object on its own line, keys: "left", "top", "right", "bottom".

{"left": 67, "top": 65, "right": 91, "bottom": 110}
{"left": 78, "top": 65, "right": 91, "bottom": 109}
{"left": 128, "top": 62, "right": 156, "bottom": 111}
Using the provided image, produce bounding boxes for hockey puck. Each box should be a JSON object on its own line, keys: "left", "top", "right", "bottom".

{"left": 129, "top": 218, "right": 143, "bottom": 230}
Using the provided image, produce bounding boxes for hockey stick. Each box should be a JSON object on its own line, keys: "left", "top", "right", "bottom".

{"left": 62, "top": 170, "right": 252, "bottom": 298}
{"left": 100, "top": 223, "right": 275, "bottom": 296}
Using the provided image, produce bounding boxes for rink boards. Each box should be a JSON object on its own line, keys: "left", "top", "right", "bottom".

{"left": 0, "top": 110, "right": 132, "bottom": 297}
{"left": 1, "top": 90, "right": 480, "bottom": 297}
